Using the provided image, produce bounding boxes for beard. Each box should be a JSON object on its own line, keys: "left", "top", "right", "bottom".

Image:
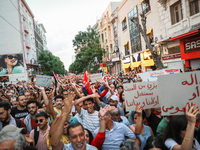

{"left": 2, "top": 112, "right": 9, "bottom": 123}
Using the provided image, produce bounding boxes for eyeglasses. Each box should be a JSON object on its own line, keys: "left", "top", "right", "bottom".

{"left": 7, "top": 55, "right": 18, "bottom": 59}
{"left": 35, "top": 119, "right": 44, "bottom": 124}
{"left": 28, "top": 106, "right": 36, "bottom": 110}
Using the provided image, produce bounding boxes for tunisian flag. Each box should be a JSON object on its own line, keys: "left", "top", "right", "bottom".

{"left": 83, "top": 72, "right": 88, "bottom": 86}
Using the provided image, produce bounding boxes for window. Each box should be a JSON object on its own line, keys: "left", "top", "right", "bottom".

{"left": 128, "top": 6, "right": 142, "bottom": 53}
{"left": 122, "top": 18, "right": 127, "bottom": 31}
{"left": 189, "top": 0, "right": 199, "bottom": 16}
{"left": 141, "top": 0, "right": 151, "bottom": 14}
{"left": 124, "top": 42, "right": 130, "bottom": 55}
{"left": 170, "top": 1, "right": 183, "bottom": 25}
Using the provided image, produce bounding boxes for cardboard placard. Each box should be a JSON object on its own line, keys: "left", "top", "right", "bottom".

{"left": 35, "top": 75, "right": 52, "bottom": 87}
{"left": 138, "top": 69, "right": 180, "bottom": 82}
{"left": 158, "top": 71, "right": 200, "bottom": 115}
{"left": 124, "top": 81, "right": 159, "bottom": 111}
{"left": 90, "top": 73, "right": 102, "bottom": 83}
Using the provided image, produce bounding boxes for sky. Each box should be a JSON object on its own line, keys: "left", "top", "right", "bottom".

{"left": 25, "top": 0, "right": 122, "bottom": 70}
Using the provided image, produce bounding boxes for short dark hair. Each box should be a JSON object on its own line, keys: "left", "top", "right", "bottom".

{"left": 0, "top": 101, "right": 11, "bottom": 111}
{"left": 83, "top": 98, "right": 94, "bottom": 104}
{"left": 45, "top": 88, "right": 50, "bottom": 92}
{"left": 27, "top": 100, "right": 40, "bottom": 107}
{"left": 61, "top": 89, "right": 68, "bottom": 94}
{"left": 117, "top": 85, "right": 123, "bottom": 90}
{"left": 67, "top": 122, "right": 84, "bottom": 137}
{"left": 36, "top": 112, "right": 49, "bottom": 119}
{"left": 54, "top": 95, "right": 64, "bottom": 101}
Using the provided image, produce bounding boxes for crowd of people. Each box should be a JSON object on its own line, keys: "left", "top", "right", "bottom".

{"left": 0, "top": 71, "right": 199, "bottom": 150}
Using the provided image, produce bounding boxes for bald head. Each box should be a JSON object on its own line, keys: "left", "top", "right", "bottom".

{"left": 111, "top": 108, "right": 120, "bottom": 116}
{"left": 111, "top": 108, "right": 121, "bottom": 122}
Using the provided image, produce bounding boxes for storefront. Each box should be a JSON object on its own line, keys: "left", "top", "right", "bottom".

{"left": 131, "top": 53, "right": 141, "bottom": 72}
{"left": 141, "top": 50, "right": 155, "bottom": 72}
{"left": 99, "top": 63, "right": 108, "bottom": 73}
{"left": 122, "top": 56, "right": 131, "bottom": 73}
{"left": 170, "top": 30, "right": 200, "bottom": 70}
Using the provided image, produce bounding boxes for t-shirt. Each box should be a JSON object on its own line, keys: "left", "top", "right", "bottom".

{"left": 80, "top": 108, "right": 99, "bottom": 133}
{"left": 156, "top": 117, "right": 168, "bottom": 137}
{"left": 146, "top": 113, "right": 162, "bottom": 135}
{"left": 31, "top": 118, "right": 37, "bottom": 130}
{"left": 165, "top": 138, "right": 200, "bottom": 150}
{"left": 11, "top": 107, "right": 29, "bottom": 119}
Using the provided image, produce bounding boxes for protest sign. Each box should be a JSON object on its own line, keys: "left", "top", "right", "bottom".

{"left": 158, "top": 71, "right": 200, "bottom": 115}
{"left": 123, "top": 81, "right": 159, "bottom": 111}
{"left": 35, "top": 75, "right": 52, "bottom": 87}
{"left": 138, "top": 69, "right": 180, "bottom": 82}
{"left": 90, "top": 73, "right": 102, "bottom": 83}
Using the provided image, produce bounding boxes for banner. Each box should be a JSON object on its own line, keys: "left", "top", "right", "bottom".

{"left": 124, "top": 81, "right": 159, "bottom": 111}
{"left": 90, "top": 73, "right": 102, "bottom": 83}
{"left": 35, "top": 75, "right": 53, "bottom": 87}
{"left": 0, "top": 76, "right": 9, "bottom": 82}
{"left": 158, "top": 71, "right": 200, "bottom": 115}
{"left": 138, "top": 69, "right": 180, "bottom": 82}
{"left": 0, "top": 54, "right": 24, "bottom": 75}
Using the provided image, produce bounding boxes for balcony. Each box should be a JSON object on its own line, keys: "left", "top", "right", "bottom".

{"left": 23, "top": 26, "right": 29, "bottom": 34}
{"left": 112, "top": 53, "right": 120, "bottom": 62}
{"left": 20, "top": 9, "right": 27, "bottom": 19}
{"left": 25, "top": 42, "right": 31, "bottom": 49}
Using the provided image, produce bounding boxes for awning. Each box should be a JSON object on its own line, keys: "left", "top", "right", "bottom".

{"left": 120, "top": 17, "right": 126, "bottom": 23}
{"left": 146, "top": 28, "right": 153, "bottom": 35}
{"left": 122, "top": 63, "right": 130, "bottom": 69}
{"left": 142, "top": 59, "right": 154, "bottom": 67}
{"left": 131, "top": 61, "right": 141, "bottom": 68}
{"left": 140, "top": 0, "right": 145, "bottom": 4}
{"left": 170, "top": 29, "right": 200, "bottom": 41}
{"left": 123, "top": 41, "right": 129, "bottom": 46}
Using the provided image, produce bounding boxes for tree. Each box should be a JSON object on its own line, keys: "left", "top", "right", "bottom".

{"left": 70, "top": 26, "right": 103, "bottom": 74}
{"left": 38, "top": 50, "right": 67, "bottom": 75}
{"left": 131, "top": 13, "right": 164, "bottom": 69}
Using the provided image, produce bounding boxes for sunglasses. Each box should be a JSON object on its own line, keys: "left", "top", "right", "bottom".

{"left": 45, "top": 92, "right": 50, "bottom": 94}
{"left": 7, "top": 56, "right": 18, "bottom": 59}
{"left": 35, "top": 119, "right": 44, "bottom": 124}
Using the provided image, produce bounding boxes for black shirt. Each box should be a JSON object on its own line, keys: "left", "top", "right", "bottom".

{"left": 11, "top": 107, "right": 29, "bottom": 119}
{"left": 146, "top": 113, "right": 162, "bottom": 135}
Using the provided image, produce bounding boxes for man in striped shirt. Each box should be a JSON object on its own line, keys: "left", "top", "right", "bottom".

{"left": 75, "top": 98, "right": 99, "bottom": 133}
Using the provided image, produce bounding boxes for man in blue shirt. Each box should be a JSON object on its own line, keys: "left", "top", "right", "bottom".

{"left": 93, "top": 109, "right": 139, "bottom": 150}
{"left": 111, "top": 108, "right": 130, "bottom": 127}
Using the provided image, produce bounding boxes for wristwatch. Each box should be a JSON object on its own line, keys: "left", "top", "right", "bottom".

{"left": 100, "top": 116, "right": 105, "bottom": 120}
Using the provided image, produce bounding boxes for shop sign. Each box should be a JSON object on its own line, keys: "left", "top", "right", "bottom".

{"left": 132, "top": 53, "right": 141, "bottom": 62}
{"left": 162, "top": 53, "right": 181, "bottom": 60}
{"left": 122, "top": 57, "right": 130, "bottom": 64}
{"left": 185, "top": 37, "right": 200, "bottom": 52}
{"left": 100, "top": 63, "right": 107, "bottom": 67}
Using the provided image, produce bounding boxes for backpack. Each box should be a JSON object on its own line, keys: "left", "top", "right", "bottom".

{"left": 34, "top": 127, "right": 39, "bottom": 145}
{"left": 16, "top": 119, "right": 39, "bottom": 146}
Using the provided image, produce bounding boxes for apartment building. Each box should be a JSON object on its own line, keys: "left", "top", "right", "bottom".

{"left": 157, "top": 0, "right": 200, "bottom": 71}
{"left": 98, "top": 2, "right": 121, "bottom": 73}
{"left": 0, "top": 0, "right": 38, "bottom": 82}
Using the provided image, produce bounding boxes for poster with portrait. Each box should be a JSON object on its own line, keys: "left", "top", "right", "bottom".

{"left": 0, "top": 53, "right": 24, "bottom": 75}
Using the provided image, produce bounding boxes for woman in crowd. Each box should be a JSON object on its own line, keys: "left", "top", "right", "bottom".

{"left": 163, "top": 103, "right": 200, "bottom": 150}
{"left": 130, "top": 106, "right": 153, "bottom": 150}
{"left": 143, "top": 136, "right": 168, "bottom": 150}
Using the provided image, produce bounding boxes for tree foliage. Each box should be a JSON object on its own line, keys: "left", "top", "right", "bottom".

{"left": 38, "top": 50, "right": 67, "bottom": 75}
{"left": 69, "top": 26, "right": 103, "bottom": 74}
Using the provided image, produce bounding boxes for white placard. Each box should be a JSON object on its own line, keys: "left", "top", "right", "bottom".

{"left": 123, "top": 81, "right": 159, "bottom": 111}
{"left": 158, "top": 71, "right": 200, "bottom": 115}
{"left": 35, "top": 75, "right": 52, "bottom": 87}
{"left": 90, "top": 73, "right": 102, "bottom": 83}
{"left": 138, "top": 69, "right": 180, "bottom": 82}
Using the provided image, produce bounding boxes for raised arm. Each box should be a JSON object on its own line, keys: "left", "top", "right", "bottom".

{"left": 172, "top": 103, "right": 199, "bottom": 150}
{"left": 50, "top": 92, "right": 76, "bottom": 150}
{"left": 134, "top": 106, "right": 143, "bottom": 135}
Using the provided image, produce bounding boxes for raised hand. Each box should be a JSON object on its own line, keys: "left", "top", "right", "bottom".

{"left": 99, "top": 105, "right": 110, "bottom": 117}
{"left": 64, "top": 92, "right": 76, "bottom": 111}
{"left": 136, "top": 105, "right": 143, "bottom": 116}
{"left": 185, "top": 103, "right": 199, "bottom": 124}
{"left": 91, "top": 92, "right": 100, "bottom": 98}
